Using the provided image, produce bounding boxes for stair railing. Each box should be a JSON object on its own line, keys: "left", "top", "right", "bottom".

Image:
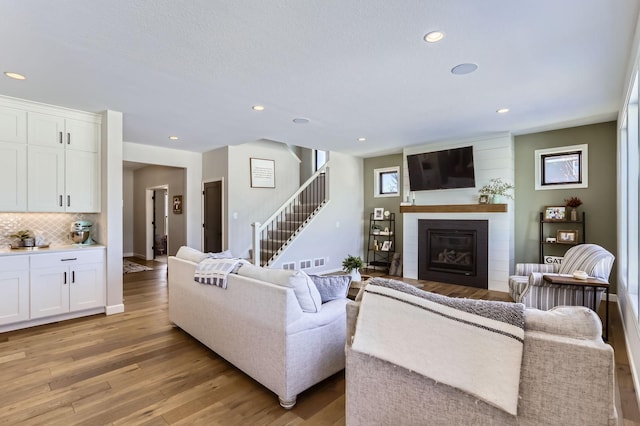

{"left": 252, "top": 163, "right": 329, "bottom": 266}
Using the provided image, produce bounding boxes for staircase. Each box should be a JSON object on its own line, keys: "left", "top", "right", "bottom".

{"left": 252, "top": 165, "right": 329, "bottom": 267}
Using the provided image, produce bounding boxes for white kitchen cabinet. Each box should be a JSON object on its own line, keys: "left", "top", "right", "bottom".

{"left": 25, "top": 113, "right": 101, "bottom": 212}
{"left": 0, "top": 141, "right": 27, "bottom": 211}
{"left": 0, "top": 256, "right": 29, "bottom": 325}
{"left": 28, "top": 112, "right": 99, "bottom": 152}
{"left": 29, "top": 250, "right": 105, "bottom": 320}
{"left": 0, "top": 105, "right": 27, "bottom": 144}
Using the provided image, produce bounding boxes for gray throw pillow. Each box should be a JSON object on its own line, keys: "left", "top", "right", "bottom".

{"left": 309, "top": 274, "right": 351, "bottom": 303}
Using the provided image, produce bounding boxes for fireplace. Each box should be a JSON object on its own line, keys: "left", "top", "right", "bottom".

{"left": 418, "top": 219, "right": 488, "bottom": 289}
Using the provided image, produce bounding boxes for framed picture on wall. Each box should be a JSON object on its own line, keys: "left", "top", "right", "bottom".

{"left": 173, "top": 195, "right": 183, "bottom": 214}
{"left": 250, "top": 158, "right": 275, "bottom": 188}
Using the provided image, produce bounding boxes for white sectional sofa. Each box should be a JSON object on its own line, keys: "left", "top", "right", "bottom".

{"left": 168, "top": 248, "right": 349, "bottom": 408}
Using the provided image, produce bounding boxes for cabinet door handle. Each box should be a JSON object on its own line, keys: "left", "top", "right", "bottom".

{"left": 59, "top": 131, "right": 63, "bottom": 144}
{"left": 72, "top": 271, "right": 75, "bottom": 283}
{"left": 64, "top": 271, "right": 67, "bottom": 284}
{"left": 67, "top": 132, "right": 70, "bottom": 145}
{"left": 61, "top": 258, "right": 77, "bottom": 261}
{"left": 59, "top": 195, "right": 63, "bottom": 207}
{"left": 67, "top": 195, "right": 70, "bottom": 207}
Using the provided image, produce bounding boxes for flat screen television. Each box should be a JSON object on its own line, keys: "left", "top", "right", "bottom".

{"left": 407, "top": 146, "right": 476, "bottom": 191}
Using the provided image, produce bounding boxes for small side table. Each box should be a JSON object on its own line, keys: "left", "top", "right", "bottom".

{"left": 542, "top": 274, "right": 610, "bottom": 340}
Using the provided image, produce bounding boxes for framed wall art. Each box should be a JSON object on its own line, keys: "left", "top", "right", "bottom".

{"left": 250, "top": 158, "right": 275, "bottom": 188}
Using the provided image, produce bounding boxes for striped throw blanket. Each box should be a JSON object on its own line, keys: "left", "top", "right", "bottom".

{"left": 194, "top": 258, "right": 248, "bottom": 289}
{"left": 352, "top": 278, "right": 525, "bottom": 415}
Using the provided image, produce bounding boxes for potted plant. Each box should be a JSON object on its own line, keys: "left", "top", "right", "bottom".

{"left": 342, "top": 254, "right": 364, "bottom": 281}
{"left": 565, "top": 196, "right": 583, "bottom": 221}
{"left": 9, "top": 230, "right": 34, "bottom": 248}
{"left": 478, "top": 178, "right": 514, "bottom": 204}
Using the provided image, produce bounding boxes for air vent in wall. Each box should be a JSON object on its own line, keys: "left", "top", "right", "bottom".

{"left": 283, "top": 262, "right": 295, "bottom": 270}
{"left": 314, "top": 258, "right": 325, "bottom": 267}
{"left": 299, "top": 259, "right": 312, "bottom": 269}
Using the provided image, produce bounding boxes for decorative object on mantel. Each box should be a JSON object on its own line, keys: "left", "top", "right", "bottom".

{"left": 478, "top": 178, "right": 514, "bottom": 204}
{"left": 565, "top": 196, "right": 582, "bottom": 221}
{"left": 478, "top": 194, "right": 489, "bottom": 204}
{"left": 342, "top": 254, "right": 364, "bottom": 282}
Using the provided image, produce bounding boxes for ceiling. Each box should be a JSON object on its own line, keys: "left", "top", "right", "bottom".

{"left": 1, "top": 1, "right": 638, "bottom": 158}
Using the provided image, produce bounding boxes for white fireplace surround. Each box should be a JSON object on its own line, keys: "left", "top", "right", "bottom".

{"left": 403, "top": 210, "right": 513, "bottom": 292}
{"left": 401, "top": 134, "right": 515, "bottom": 293}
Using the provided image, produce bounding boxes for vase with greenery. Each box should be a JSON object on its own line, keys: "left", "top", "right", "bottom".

{"left": 9, "top": 230, "right": 34, "bottom": 247}
{"left": 478, "top": 178, "right": 514, "bottom": 204}
{"left": 342, "top": 254, "right": 364, "bottom": 281}
{"left": 565, "top": 197, "right": 582, "bottom": 221}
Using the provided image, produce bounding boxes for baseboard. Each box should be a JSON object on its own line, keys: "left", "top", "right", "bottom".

{"left": 123, "top": 252, "right": 134, "bottom": 258}
{"left": 106, "top": 304, "right": 125, "bottom": 315}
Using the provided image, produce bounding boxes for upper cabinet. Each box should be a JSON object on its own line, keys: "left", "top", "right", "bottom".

{"left": 0, "top": 106, "right": 28, "bottom": 211}
{"left": 0, "top": 97, "right": 101, "bottom": 213}
{"left": 28, "top": 112, "right": 99, "bottom": 152}
{"left": 0, "top": 106, "right": 27, "bottom": 144}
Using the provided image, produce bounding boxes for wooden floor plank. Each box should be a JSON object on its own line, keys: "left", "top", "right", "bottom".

{"left": 0, "top": 258, "right": 636, "bottom": 424}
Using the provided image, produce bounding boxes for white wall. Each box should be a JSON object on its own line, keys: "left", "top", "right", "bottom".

{"left": 123, "top": 142, "right": 202, "bottom": 250}
{"left": 101, "top": 110, "right": 124, "bottom": 315}
{"left": 402, "top": 134, "right": 515, "bottom": 292}
{"left": 271, "top": 151, "right": 365, "bottom": 273}
{"left": 226, "top": 141, "right": 301, "bottom": 257}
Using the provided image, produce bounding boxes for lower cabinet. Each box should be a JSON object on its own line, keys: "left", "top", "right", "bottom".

{"left": 0, "top": 256, "right": 30, "bottom": 325}
{"left": 0, "top": 248, "right": 105, "bottom": 328}
{"left": 30, "top": 251, "right": 105, "bottom": 319}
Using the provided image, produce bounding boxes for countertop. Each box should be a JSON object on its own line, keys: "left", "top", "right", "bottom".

{"left": 0, "top": 244, "right": 106, "bottom": 257}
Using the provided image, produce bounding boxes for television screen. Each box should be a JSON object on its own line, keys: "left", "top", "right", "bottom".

{"left": 407, "top": 146, "right": 476, "bottom": 191}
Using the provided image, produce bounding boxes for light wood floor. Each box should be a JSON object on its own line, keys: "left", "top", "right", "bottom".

{"left": 0, "top": 259, "right": 637, "bottom": 425}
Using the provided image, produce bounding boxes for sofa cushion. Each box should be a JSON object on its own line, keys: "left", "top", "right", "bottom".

{"left": 237, "top": 264, "right": 322, "bottom": 313}
{"left": 176, "top": 246, "right": 208, "bottom": 263}
{"left": 309, "top": 274, "right": 351, "bottom": 303}
{"left": 525, "top": 306, "right": 602, "bottom": 340}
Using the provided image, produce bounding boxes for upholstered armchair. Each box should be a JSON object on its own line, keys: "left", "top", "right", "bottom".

{"left": 509, "top": 244, "right": 615, "bottom": 311}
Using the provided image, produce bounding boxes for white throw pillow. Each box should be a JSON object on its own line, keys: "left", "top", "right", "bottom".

{"left": 237, "top": 264, "right": 322, "bottom": 313}
{"left": 175, "top": 246, "right": 208, "bottom": 263}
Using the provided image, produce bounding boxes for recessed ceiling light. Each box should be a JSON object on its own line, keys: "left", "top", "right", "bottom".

{"left": 168, "top": 136, "right": 179, "bottom": 140}
{"left": 4, "top": 72, "right": 26, "bottom": 80}
{"left": 292, "top": 118, "right": 309, "bottom": 124}
{"left": 252, "top": 105, "right": 265, "bottom": 111}
{"left": 358, "top": 137, "right": 367, "bottom": 142}
{"left": 424, "top": 31, "right": 445, "bottom": 43}
{"left": 497, "top": 108, "right": 510, "bottom": 114}
{"left": 451, "top": 63, "right": 478, "bottom": 75}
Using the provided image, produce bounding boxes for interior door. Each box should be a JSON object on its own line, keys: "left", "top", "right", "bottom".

{"left": 203, "top": 181, "right": 222, "bottom": 253}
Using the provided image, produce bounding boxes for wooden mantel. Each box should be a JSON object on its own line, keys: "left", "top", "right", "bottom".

{"left": 400, "top": 204, "right": 508, "bottom": 213}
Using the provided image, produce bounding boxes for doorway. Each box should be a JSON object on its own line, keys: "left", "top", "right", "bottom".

{"left": 203, "top": 180, "right": 223, "bottom": 253}
{"left": 145, "top": 185, "right": 168, "bottom": 261}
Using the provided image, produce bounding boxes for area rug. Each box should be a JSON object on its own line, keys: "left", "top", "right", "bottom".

{"left": 123, "top": 259, "right": 153, "bottom": 274}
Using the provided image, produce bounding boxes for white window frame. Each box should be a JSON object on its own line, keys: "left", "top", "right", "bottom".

{"left": 374, "top": 166, "right": 400, "bottom": 198}
{"left": 534, "top": 144, "right": 588, "bottom": 190}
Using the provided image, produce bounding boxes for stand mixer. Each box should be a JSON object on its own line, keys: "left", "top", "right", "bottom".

{"left": 70, "top": 220, "right": 94, "bottom": 245}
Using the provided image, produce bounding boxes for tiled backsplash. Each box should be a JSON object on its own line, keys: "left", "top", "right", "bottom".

{"left": 0, "top": 213, "right": 101, "bottom": 247}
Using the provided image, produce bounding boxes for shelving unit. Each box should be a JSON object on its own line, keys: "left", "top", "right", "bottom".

{"left": 539, "top": 211, "right": 586, "bottom": 263}
{"left": 366, "top": 212, "right": 395, "bottom": 272}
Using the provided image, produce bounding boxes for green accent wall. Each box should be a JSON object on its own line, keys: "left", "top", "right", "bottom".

{"left": 514, "top": 121, "right": 618, "bottom": 290}
{"left": 363, "top": 154, "right": 404, "bottom": 267}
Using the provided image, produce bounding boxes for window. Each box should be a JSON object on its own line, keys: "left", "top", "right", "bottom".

{"left": 374, "top": 166, "right": 399, "bottom": 198}
{"left": 534, "top": 144, "right": 588, "bottom": 190}
{"left": 314, "top": 150, "right": 327, "bottom": 171}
